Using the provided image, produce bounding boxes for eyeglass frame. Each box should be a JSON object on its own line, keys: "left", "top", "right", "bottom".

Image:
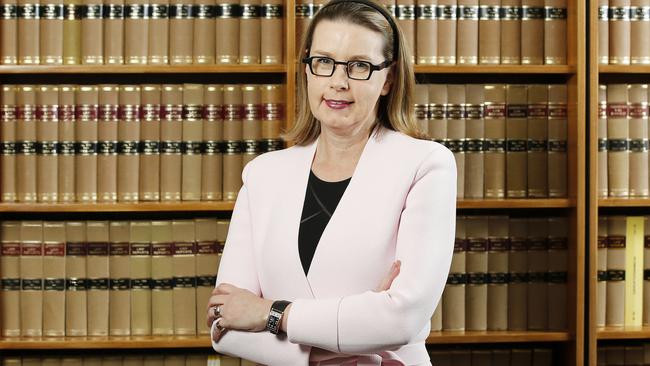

{"left": 302, "top": 56, "right": 393, "bottom": 81}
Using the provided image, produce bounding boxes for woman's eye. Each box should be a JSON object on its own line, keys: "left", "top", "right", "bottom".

{"left": 350, "top": 62, "right": 370, "bottom": 70}
{"left": 317, "top": 58, "right": 333, "bottom": 65}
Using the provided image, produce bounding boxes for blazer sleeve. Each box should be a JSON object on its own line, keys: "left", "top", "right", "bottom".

{"left": 287, "top": 147, "right": 457, "bottom": 354}
{"left": 211, "top": 162, "right": 312, "bottom": 365}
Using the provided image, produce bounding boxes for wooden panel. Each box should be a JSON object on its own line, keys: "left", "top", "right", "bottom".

{"left": 597, "top": 327, "right": 650, "bottom": 340}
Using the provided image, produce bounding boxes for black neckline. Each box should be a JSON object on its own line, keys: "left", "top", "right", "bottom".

{"left": 310, "top": 170, "right": 352, "bottom": 185}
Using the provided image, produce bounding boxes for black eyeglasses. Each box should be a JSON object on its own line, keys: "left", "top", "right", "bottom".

{"left": 302, "top": 56, "right": 392, "bottom": 81}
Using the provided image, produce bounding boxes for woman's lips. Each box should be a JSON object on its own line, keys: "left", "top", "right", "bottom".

{"left": 325, "top": 99, "right": 353, "bottom": 110}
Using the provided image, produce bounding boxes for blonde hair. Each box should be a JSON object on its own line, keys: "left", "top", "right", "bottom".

{"left": 283, "top": 0, "right": 425, "bottom": 145}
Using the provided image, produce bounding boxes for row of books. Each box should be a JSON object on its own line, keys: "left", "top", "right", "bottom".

{"left": 598, "top": 344, "right": 650, "bottom": 366}
{"left": 0, "top": 219, "right": 228, "bottom": 337}
{"left": 597, "top": 216, "right": 650, "bottom": 328}
{"left": 430, "top": 216, "right": 568, "bottom": 332}
{"left": 598, "top": 2, "right": 650, "bottom": 65}
{"left": 296, "top": 0, "right": 568, "bottom": 65}
{"left": 598, "top": 84, "right": 650, "bottom": 198}
{"left": 0, "top": 83, "right": 285, "bottom": 203}
{"left": 414, "top": 83, "right": 568, "bottom": 199}
{"left": 0, "top": 354, "right": 254, "bottom": 366}
{"left": 0, "top": 1, "right": 283, "bottom": 65}
{"left": 428, "top": 347, "right": 555, "bottom": 366}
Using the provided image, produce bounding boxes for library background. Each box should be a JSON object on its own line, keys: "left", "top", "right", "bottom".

{"left": 0, "top": 0, "right": 648, "bottom": 365}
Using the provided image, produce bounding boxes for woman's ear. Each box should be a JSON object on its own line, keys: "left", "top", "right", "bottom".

{"left": 380, "top": 67, "right": 394, "bottom": 96}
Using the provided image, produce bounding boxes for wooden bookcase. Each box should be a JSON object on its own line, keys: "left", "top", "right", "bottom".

{"left": 0, "top": 1, "right": 586, "bottom": 365}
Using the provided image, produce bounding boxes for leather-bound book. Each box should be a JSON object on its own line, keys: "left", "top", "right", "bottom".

{"left": 1, "top": 0, "right": 18, "bottom": 64}
{"left": 464, "top": 84, "right": 484, "bottom": 199}
{"left": 471, "top": 351, "right": 491, "bottom": 366}
{"left": 599, "top": 85, "right": 608, "bottom": 196}
{"left": 599, "top": 0, "right": 609, "bottom": 64}
{"left": 508, "top": 217, "right": 528, "bottom": 330}
{"left": 527, "top": 84, "right": 548, "bottom": 197}
{"left": 520, "top": 0, "right": 544, "bottom": 64}
{"left": 86, "top": 221, "right": 110, "bottom": 335}
{"left": 428, "top": 84, "right": 447, "bottom": 142}
{"left": 215, "top": 0, "right": 239, "bottom": 63}
{"left": 260, "top": 0, "right": 282, "bottom": 64}
{"left": 36, "top": 85, "right": 59, "bottom": 203}
{"left": 644, "top": 216, "right": 650, "bottom": 325}
{"left": 172, "top": 219, "right": 197, "bottom": 335}
{"left": 1, "top": 86, "right": 17, "bottom": 202}
{"left": 506, "top": 84, "right": 528, "bottom": 198}
{"left": 630, "top": 1, "right": 650, "bottom": 64}
{"left": 260, "top": 84, "right": 283, "bottom": 142}
{"left": 437, "top": 0, "right": 456, "bottom": 64}
{"left": 117, "top": 85, "right": 141, "bottom": 202}
{"left": 42, "top": 221, "right": 65, "bottom": 336}
{"left": 242, "top": 85, "right": 261, "bottom": 167}
{"left": 606, "top": 216, "right": 626, "bottom": 326}
{"left": 547, "top": 84, "right": 568, "bottom": 197}
{"left": 598, "top": 216, "right": 608, "bottom": 327}
{"left": 457, "top": 0, "right": 478, "bottom": 64}
{"left": 607, "top": 84, "right": 630, "bottom": 197}
{"left": 414, "top": 84, "right": 429, "bottom": 135}
{"left": 295, "top": 0, "right": 313, "bottom": 59}
{"left": 442, "top": 216, "right": 466, "bottom": 330}
{"left": 527, "top": 217, "right": 548, "bottom": 330}
{"left": 98, "top": 85, "right": 119, "bottom": 202}
{"left": 140, "top": 85, "right": 161, "bottom": 201}
{"left": 547, "top": 216, "right": 568, "bottom": 330}
{"left": 40, "top": 1, "right": 63, "bottom": 64}
{"left": 182, "top": 83, "right": 204, "bottom": 201}
{"left": 609, "top": 0, "right": 631, "bottom": 64}
{"left": 17, "top": 0, "right": 40, "bottom": 64}
{"left": 75, "top": 85, "right": 99, "bottom": 202}
{"left": 130, "top": 221, "right": 152, "bottom": 335}
{"left": 65, "top": 221, "right": 87, "bottom": 336}
{"left": 195, "top": 218, "right": 219, "bottom": 335}
{"left": 103, "top": 0, "right": 125, "bottom": 64}
{"left": 397, "top": 0, "right": 416, "bottom": 63}
{"left": 533, "top": 348, "right": 554, "bottom": 366}
{"left": 478, "top": 0, "right": 500, "bottom": 65}
{"left": 1, "top": 221, "right": 21, "bottom": 336}
{"left": 628, "top": 84, "right": 649, "bottom": 197}
{"left": 431, "top": 301, "right": 442, "bottom": 330}
{"left": 109, "top": 221, "right": 131, "bottom": 335}
{"left": 202, "top": 84, "right": 224, "bottom": 201}
{"left": 511, "top": 349, "right": 533, "bottom": 365}
{"left": 192, "top": 0, "right": 215, "bottom": 64}
{"left": 160, "top": 84, "right": 183, "bottom": 201}
{"left": 80, "top": 0, "right": 102, "bottom": 64}
{"left": 57, "top": 85, "right": 75, "bottom": 202}
{"left": 465, "top": 216, "right": 488, "bottom": 331}
{"left": 447, "top": 84, "right": 466, "bottom": 198}
{"left": 493, "top": 350, "right": 511, "bottom": 365}
{"left": 240, "top": 0, "right": 261, "bottom": 64}
{"left": 500, "top": 0, "right": 521, "bottom": 64}
{"left": 147, "top": 0, "right": 169, "bottom": 64}
{"left": 223, "top": 85, "right": 243, "bottom": 200}
{"left": 415, "top": 0, "right": 437, "bottom": 64}
{"left": 483, "top": 84, "right": 507, "bottom": 198}
{"left": 151, "top": 220, "right": 174, "bottom": 335}
{"left": 544, "top": 0, "right": 566, "bottom": 64}
{"left": 16, "top": 85, "right": 37, "bottom": 203}
{"left": 487, "top": 215, "right": 509, "bottom": 330}
{"left": 124, "top": 0, "right": 149, "bottom": 64}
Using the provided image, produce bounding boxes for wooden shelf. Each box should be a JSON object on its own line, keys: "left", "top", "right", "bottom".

{"left": 597, "top": 327, "right": 650, "bottom": 340}
{"left": 598, "top": 198, "right": 650, "bottom": 208}
{"left": 599, "top": 65, "right": 650, "bottom": 74}
{"left": 426, "top": 331, "right": 571, "bottom": 344}
{"left": 457, "top": 199, "right": 574, "bottom": 209}
{"left": 0, "top": 65, "right": 286, "bottom": 74}
{"left": 0, "top": 202, "right": 235, "bottom": 213}
{"left": 413, "top": 65, "right": 575, "bottom": 74}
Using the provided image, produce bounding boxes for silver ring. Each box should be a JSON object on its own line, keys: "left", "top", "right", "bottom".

{"left": 213, "top": 305, "right": 220, "bottom": 318}
{"left": 215, "top": 316, "right": 225, "bottom": 331}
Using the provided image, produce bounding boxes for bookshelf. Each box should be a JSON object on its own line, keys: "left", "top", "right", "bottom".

{"left": 0, "top": 0, "right": 586, "bottom": 365}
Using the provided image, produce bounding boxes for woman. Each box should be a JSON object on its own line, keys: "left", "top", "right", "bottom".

{"left": 206, "top": 0, "right": 456, "bottom": 364}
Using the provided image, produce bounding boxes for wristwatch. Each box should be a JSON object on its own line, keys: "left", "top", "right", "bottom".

{"left": 266, "top": 300, "right": 291, "bottom": 334}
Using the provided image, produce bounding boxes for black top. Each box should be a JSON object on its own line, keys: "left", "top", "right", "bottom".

{"left": 298, "top": 170, "right": 351, "bottom": 275}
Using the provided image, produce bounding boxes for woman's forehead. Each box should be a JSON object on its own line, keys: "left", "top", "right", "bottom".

{"left": 311, "top": 20, "right": 385, "bottom": 60}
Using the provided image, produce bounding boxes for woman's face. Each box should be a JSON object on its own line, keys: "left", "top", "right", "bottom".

{"left": 306, "top": 19, "right": 392, "bottom": 135}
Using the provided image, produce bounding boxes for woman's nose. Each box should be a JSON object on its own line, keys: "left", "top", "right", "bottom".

{"left": 329, "top": 64, "right": 349, "bottom": 89}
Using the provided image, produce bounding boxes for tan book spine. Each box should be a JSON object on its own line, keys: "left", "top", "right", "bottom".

{"left": 428, "top": 84, "right": 447, "bottom": 141}
{"left": 457, "top": 0, "right": 478, "bottom": 64}
{"left": 202, "top": 84, "right": 224, "bottom": 201}
{"left": 465, "top": 216, "right": 488, "bottom": 331}
{"left": 65, "top": 221, "right": 87, "bottom": 336}
{"left": 447, "top": 84, "right": 466, "bottom": 199}
{"left": 527, "top": 84, "right": 549, "bottom": 197}
{"left": 547, "top": 216, "right": 568, "bottom": 330}
{"left": 163, "top": 355, "right": 185, "bottom": 366}
{"left": 223, "top": 85, "right": 243, "bottom": 200}
{"left": 22, "top": 357, "right": 41, "bottom": 366}
{"left": 1, "top": 0, "right": 18, "bottom": 64}
{"left": 508, "top": 218, "right": 528, "bottom": 330}
{"left": 416, "top": 0, "right": 437, "bottom": 64}
{"left": 598, "top": 216, "right": 608, "bottom": 327}
{"left": 123, "top": 355, "right": 144, "bottom": 366}
{"left": 75, "top": 85, "right": 99, "bottom": 202}
{"left": 42, "top": 221, "right": 65, "bottom": 336}
{"left": 195, "top": 218, "right": 219, "bottom": 335}
{"left": 103, "top": 356, "right": 123, "bottom": 366}
{"left": 609, "top": 0, "right": 631, "bottom": 64}
{"left": 444, "top": 219, "right": 466, "bottom": 331}
{"left": 396, "top": 0, "right": 415, "bottom": 63}
{"left": 543, "top": 0, "right": 566, "bottom": 64}
{"left": 242, "top": 85, "right": 261, "bottom": 168}
{"left": 117, "top": 85, "right": 141, "bottom": 202}
{"left": 548, "top": 84, "right": 568, "bottom": 197}
{"left": 437, "top": 0, "right": 457, "bottom": 64}
{"left": 160, "top": 85, "right": 183, "bottom": 201}
{"left": 18, "top": 0, "right": 40, "bottom": 64}
{"left": 478, "top": 0, "right": 500, "bottom": 64}
{"left": 506, "top": 84, "right": 528, "bottom": 198}
{"left": 599, "top": 0, "right": 609, "bottom": 64}
{"left": 109, "top": 221, "right": 131, "bottom": 335}
{"left": 36, "top": 85, "right": 59, "bottom": 203}
{"left": 98, "top": 85, "right": 119, "bottom": 202}
{"left": 143, "top": 355, "right": 164, "bottom": 365}
{"left": 130, "top": 221, "right": 152, "bottom": 335}
{"left": 464, "top": 84, "right": 484, "bottom": 199}
{"left": 483, "top": 84, "right": 507, "bottom": 198}
{"left": 645, "top": 216, "right": 650, "bottom": 325}
{"left": 103, "top": 0, "right": 125, "bottom": 64}
{"left": 607, "top": 84, "right": 630, "bottom": 197}
{"left": 186, "top": 354, "right": 208, "bottom": 366}
{"left": 151, "top": 220, "right": 174, "bottom": 335}
{"left": 182, "top": 84, "right": 204, "bottom": 201}
{"left": 1, "top": 86, "right": 18, "bottom": 202}
{"left": 628, "top": 84, "right": 649, "bottom": 196}
{"left": 172, "top": 220, "right": 197, "bottom": 334}
{"left": 629, "top": 0, "right": 648, "bottom": 64}
{"left": 294, "top": 0, "right": 313, "bottom": 59}
{"left": 83, "top": 356, "right": 102, "bottom": 366}
{"left": 599, "top": 85, "right": 609, "bottom": 196}
{"left": 487, "top": 215, "right": 509, "bottom": 330}
{"left": 239, "top": 0, "right": 261, "bottom": 64}
{"left": 169, "top": 0, "right": 193, "bottom": 64}
{"left": 16, "top": 85, "right": 37, "bottom": 202}
{"left": 500, "top": 0, "right": 521, "bottom": 64}
{"left": 260, "top": 0, "right": 282, "bottom": 64}
{"left": 527, "top": 217, "right": 548, "bottom": 330}
{"left": 216, "top": 0, "right": 239, "bottom": 63}
{"left": 39, "top": 2, "right": 64, "bottom": 64}
{"left": 607, "top": 216, "right": 627, "bottom": 326}
{"left": 2, "top": 357, "right": 22, "bottom": 366}
{"left": 1, "top": 221, "right": 21, "bottom": 336}
{"left": 124, "top": 0, "right": 149, "bottom": 64}
{"left": 140, "top": 85, "right": 161, "bottom": 201}
{"left": 414, "top": 84, "right": 429, "bottom": 135}
{"left": 521, "top": 0, "right": 544, "bottom": 64}
{"left": 41, "top": 357, "right": 62, "bottom": 366}
{"left": 431, "top": 301, "right": 442, "bottom": 330}
{"left": 192, "top": 0, "right": 215, "bottom": 64}
{"left": 80, "top": 0, "right": 101, "bottom": 64}
{"left": 57, "top": 86, "right": 76, "bottom": 202}
{"left": 147, "top": 0, "right": 169, "bottom": 64}
{"left": 260, "top": 84, "right": 283, "bottom": 140}
{"left": 86, "top": 221, "right": 110, "bottom": 336}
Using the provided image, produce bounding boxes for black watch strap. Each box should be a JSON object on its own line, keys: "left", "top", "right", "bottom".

{"left": 266, "top": 300, "right": 291, "bottom": 335}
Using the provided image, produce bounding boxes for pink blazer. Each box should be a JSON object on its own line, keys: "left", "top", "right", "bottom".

{"left": 211, "top": 127, "right": 457, "bottom": 366}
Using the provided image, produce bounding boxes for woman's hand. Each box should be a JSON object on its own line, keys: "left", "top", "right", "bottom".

{"left": 206, "top": 283, "right": 273, "bottom": 342}
{"left": 375, "top": 260, "right": 401, "bottom": 292}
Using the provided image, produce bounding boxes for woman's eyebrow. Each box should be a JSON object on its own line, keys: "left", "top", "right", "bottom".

{"left": 310, "top": 50, "right": 373, "bottom": 61}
